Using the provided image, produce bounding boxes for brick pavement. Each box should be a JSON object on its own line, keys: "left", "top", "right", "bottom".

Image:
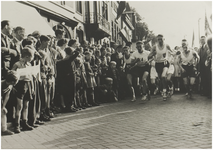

{"left": 1, "top": 93, "right": 212, "bottom": 149}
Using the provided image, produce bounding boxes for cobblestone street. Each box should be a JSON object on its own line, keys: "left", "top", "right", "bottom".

{"left": 2, "top": 94, "right": 212, "bottom": 149}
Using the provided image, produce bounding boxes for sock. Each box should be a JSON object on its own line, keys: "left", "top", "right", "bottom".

{"left": 167, "top": 80, "right": 173, "bottom": 89}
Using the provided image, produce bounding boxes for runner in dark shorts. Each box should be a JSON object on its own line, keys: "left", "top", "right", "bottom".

{"left": 148, "top": 34, "right": 173, "bottom": 101}
{"left": 178, "top": 41, "right": 200, "bottom": 98}
{"left": 131, "top": 41, "right": 151, "bottom": 101}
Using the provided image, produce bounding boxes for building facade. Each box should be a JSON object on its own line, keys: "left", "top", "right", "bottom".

{"left": 2, "top": 1, "right": 138, "bottom": 47}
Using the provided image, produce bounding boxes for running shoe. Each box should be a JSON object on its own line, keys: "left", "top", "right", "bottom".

{"left": 141, "top": 95, "right": 148, "bottom": 101}
{"left": 168, "top": 87, "right": 174, "bottom": 97}
{"left": 131, "top": 97, "right": 136, "bottom": 102}
{"left": 162, "top": 92, "right": 167, "bottom": 101}
{"left": 154, "top": 88, "right": 159, "bottom": 95}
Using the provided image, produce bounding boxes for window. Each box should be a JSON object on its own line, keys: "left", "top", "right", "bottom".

{"left": 111, "top": 21, "right": 114, "bottom": 41}
{"left": 114, "top": 23, "right": 117, "bottom": 42}
{"left": 102, "top": 1, "right": 108, "bottom": 20}
{"left": 117, "top": 26, "right": 119, "bottom": 43}
{"left": 76, "top": 1, "right": 82, "bottom": 14}
{"left": 111, "top": 2, "right": 117, "bottom": 12}
{"left": 65, "top": 1, "right": 74, "bottom": 8}
{"left": 61, "top": 1, "right": 65, "bottom": 5}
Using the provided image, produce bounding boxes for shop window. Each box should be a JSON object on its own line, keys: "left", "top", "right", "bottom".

{"left": 76, "top": 1, "right": 82, "bottom": 14}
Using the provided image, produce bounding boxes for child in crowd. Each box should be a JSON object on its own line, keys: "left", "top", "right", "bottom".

{"left": 38, "top": 35, "right": 52, "bottom": 121}
{"left": 12, "top": 47, "right": 35, "bottom": 133}
{"left": 106, "top": 61, "right": 119, "bottom": 100}
{"left": 84, "top": 52, "right": 99, "bottom": 106}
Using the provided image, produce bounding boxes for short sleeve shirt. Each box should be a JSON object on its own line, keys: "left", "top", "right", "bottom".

{"left": 132, "top": 50, "right": 150, "bottom": 62}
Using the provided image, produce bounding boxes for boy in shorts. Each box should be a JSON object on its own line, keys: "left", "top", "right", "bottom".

{"left": 12, "top": 47, "right": 35, "bottom": 133}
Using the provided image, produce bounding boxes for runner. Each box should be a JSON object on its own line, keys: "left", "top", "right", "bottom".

{"left": 178, "top": 42, "right": 200, "bottom": 98}
{"left": 166, "top": 51, "right": 175, "bottom": 97}
{"left": 122, "top": 46, "right": 136, "bottom": 101}
{"left": 131, "top": 41, "right": 150, "bottom": 101}
{"left": 148, "top": 34, "right": 173, "bottom": 101}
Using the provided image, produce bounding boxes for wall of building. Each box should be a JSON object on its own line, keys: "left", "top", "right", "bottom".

{"left": 18, "top": 1, "right": 137, "bottom": 47}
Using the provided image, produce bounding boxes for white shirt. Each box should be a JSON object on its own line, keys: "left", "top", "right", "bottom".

{"left": 124, "top": 55, "right": 134, "bottom": 64}
{"left": 155, "top": 44, "right": 168, "bottom": 63}
{"left": 180, "top": 49, "right": 196, "bottom": 66}
{"left": 132, "top": 50, "right": 150, "bottom": 62}
{"left": 56, "top": 46, "right": 66, "bottom": 59}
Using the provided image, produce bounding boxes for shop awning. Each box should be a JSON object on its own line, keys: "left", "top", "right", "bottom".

{"left": 119, "top": 28, "right": 131, "bottom": 42}
{"left": 1, "top": 1, "right": 54, "bottom": 36}
{"left": 21, "top": 1, "right": 78, "bottom": 28}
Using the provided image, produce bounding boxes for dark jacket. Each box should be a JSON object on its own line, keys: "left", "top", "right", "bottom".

{"left": 1, "top": 33, "right": 14, "bottom": 79}
{"left": 56, "top": 51, "right": 79, "bottom": 94}
{"left": 111, "top": 52, "right": 122, "bottom": 69}
{"left": 198, "top": 44, "right": 209, "bottom": 71}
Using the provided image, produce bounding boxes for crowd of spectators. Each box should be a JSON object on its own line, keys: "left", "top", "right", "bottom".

{"left": 1, "top": 20, "right": 212, "bottom": 136}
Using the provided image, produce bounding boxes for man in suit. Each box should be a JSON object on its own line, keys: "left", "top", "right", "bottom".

{"left": 205, "top": 37, "right": 212, "bottom": 98}
{"left": 1, "top": 20, "right": 18, "bottom": 79}
{"left": 56, "top": 47, "right": 79, "bottom": 112}
{"left": 10, "top": 26, "right": 25, "bottom": 68}
{"left": 198, "top": 36, "right": 210, "bottom": 96}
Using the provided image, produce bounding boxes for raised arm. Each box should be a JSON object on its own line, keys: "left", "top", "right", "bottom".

{"left": 68, "top": 51, "right": 80, "bottom": 63}
{"left": 192, "top": 50, "right": 200, "bottom": 63}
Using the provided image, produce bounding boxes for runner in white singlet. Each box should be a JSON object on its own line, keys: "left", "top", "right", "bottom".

{"left": 148, "top": 34, "right": 172, "bottom": 101}
{"left": 131, "top": 41, "right": 150, "bottom": 101}
{"left": 178, "top": 41, "right": 200, "bottom": 98}
{"left": 122, "top": 46, "right": 136, "bottom": 101}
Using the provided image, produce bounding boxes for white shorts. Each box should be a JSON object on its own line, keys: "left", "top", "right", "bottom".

{"left": 167, "top": 64, "right": 174, "bottom": 74}
{"left": 150, "top": 67, "right": 158, "bottom": 79}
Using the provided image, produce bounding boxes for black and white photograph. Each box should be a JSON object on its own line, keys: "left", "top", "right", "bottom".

{"left": 1, "top": 0, "right": 212, "bottom": 149}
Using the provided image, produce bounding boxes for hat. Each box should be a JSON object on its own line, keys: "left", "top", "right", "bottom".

{"left": 136, "top": 41, "right": 144, "bottom": 45}
{"left": 32, "top": 31, "right": 41, "bottom": 38}
{"left": 110, "top": 61, "right": 117, "bottom": 65}
{"left": 157, "top": 34, "right": 164, "bottom": 38}
{"left": 105, "top": 77, "right": 113, "bottom": 85}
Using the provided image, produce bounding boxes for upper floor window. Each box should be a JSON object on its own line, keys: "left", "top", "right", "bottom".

{"left": 111, "top": 2, "right": 117, "bottom": 12}
{"left": 55, "top": 1, "right": 64, "bottom": 5}
{"left": 76, "top": 1, "right": 82, "bottom": 14}
{"left": 65, "top": 1, "right": 74, "bottom": 8}
{"left": 102, "top": 1, "right": 108, "bottom": 20}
